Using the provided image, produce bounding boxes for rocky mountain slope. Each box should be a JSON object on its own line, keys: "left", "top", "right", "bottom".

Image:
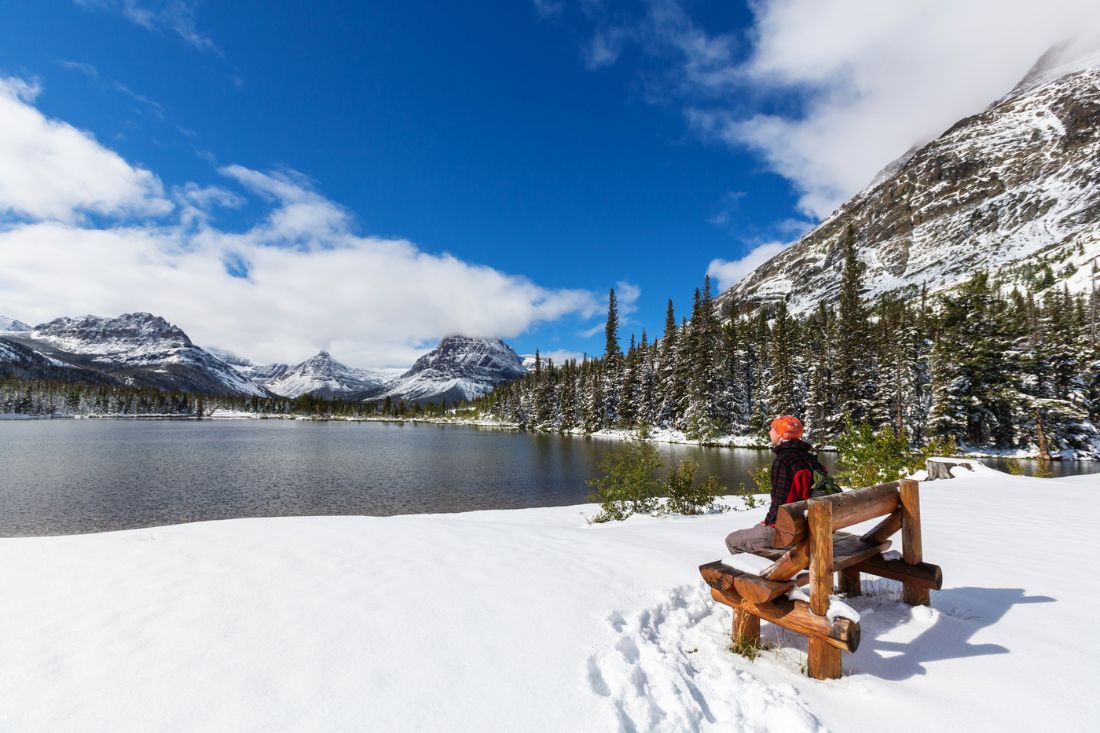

{"left": 370, "top": 335, "right": 526, "bottom": 405}
{"left": 718, "top": 49, "right": 1100, "bottom": 316}
{"left": 0, "top": 313, "right": 268, "bottom": 396}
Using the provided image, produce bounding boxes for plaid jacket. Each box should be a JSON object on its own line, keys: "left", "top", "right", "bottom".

{"left": 764, "top": 439, "right": 826, "bottom": 526}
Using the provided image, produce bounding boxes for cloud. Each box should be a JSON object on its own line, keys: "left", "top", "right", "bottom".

{"left": 0, "top": 76, "right": 172, "bottom": 223}
{"left": 578, "top": 280, "right": 641, "bottom": 338}
{"left": 0, "top": 77, "right": 606, "bottom": 368}
{"left": 526, "top": 349, "right": 586, "bottom": 366}
{"left": 581, "top": 0, "right": 739, "bottom": 93}
{"left": 56, "top": 58, "right": 167, "bottom": 119}
{"left": 74, "top": 0, "right": 218, "bottom": 53}
{"left": 532, "top": 0, "right": 565, "bottom": 20}
{"left": 707, "top": 242, "right": 791, "bottom": 291}
{"left": 578, "top": 1, "right": 1100, "bottom": 219}
{"left": 708, "top": 190, "right": 746, "bottom": 227}
{"left": 584, "top": 27, "right": 629, "bottom": 69}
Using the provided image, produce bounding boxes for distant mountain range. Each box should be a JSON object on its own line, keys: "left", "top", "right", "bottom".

{"left": 208, "top": 348, "right": 403, "bottom": 400}
{"left": 717, "top": 48, "right": 1100, "bottom": 315}
{"left": 0, "top": 312, "right": 526, "bottom": 404}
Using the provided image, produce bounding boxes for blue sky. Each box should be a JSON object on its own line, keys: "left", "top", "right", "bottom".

{"left": 0, "top": 1, "right": 1088, "bottom": 366}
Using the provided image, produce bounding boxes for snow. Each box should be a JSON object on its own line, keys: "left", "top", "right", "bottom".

{"left": 371, "top": 336, "right": 526, "bottom": 404}
{"left": 20, "top": 313, "right": 269, "bottom": 397}
{"left": 721, "top": 552, "right": 775, "bottom": 575}
{"left": 0, "top": 315, "right": 30, "bottom": 332}
{"left": 786, "top": 587, "right": 862, "bottom": 624}
{"left": 1, "top": 468, "right": 1098, "bottom": 731}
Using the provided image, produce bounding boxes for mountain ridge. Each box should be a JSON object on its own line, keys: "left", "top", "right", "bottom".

{"left": 717, "top": 52, "right": 1100, "bottom": 316}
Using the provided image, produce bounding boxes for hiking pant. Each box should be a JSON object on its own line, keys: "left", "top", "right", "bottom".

{"left": 724, "top": 524, "right": 775, "bottom": 554}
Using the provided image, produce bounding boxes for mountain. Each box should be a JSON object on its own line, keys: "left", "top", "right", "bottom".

{"left": 718, "top": 49, "right": 1100, "bottom": 316}
{"left": 370, "top": 335, "right": 526, "bottom": 405}
{"left": 0, "top": 313, "right": 268, "bottom": 396}
{"left": 0, "top": 316, "right": 30, "bottom": 332}
{"left": 253, "top": 351, "right": 399, "bottom": 399}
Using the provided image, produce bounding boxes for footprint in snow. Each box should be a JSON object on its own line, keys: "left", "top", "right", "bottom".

{"left": 585, "top": 583, "right": 824, "bottom": 733}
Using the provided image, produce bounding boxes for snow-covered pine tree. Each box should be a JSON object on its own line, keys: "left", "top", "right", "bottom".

{"left": 618, "top": 334, "right": 640, "bottom": 429}
{"left": 602, "top": 289, "right": 623, "bottom": 426}
{"left": 803, "top": 302, "right": 834, "bottom": 440}
{"left": 833, "top": 224, "right": 874, "bottom": 427}
{"left": 656, "top": 300, "right": 680, "bottom": 428}
{"left": 766, "top": 300, "right": 797, "bottom": 417}
{"left": 719, "top": 319, "right": 748, "bottom": 434}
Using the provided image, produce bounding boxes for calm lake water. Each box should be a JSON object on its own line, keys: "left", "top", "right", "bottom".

{"left": 0, "top": 419, "right": 1095, "bottom": 536}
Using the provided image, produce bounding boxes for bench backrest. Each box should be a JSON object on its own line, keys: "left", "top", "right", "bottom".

{"left": 760, "top": 481, "right": 908, "bottom": 584}
{"left": 772, "top": 481, "right": 901, "bottom": 547}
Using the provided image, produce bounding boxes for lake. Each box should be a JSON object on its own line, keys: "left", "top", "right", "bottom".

{"left": 0, "top": 419, "right": 1095, "bottom": 536}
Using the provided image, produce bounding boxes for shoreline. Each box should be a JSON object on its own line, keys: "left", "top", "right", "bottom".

{"left": 3, "top": 410, "right": 1097, "bottom": 461}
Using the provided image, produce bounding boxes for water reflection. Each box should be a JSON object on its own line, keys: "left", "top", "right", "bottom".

{"left": 0, "top": 419, "right": 1094, "bottom": 537}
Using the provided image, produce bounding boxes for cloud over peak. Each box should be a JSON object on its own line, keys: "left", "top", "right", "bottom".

{"left": 0, "top": 77, "right": 607, "bottom": 368}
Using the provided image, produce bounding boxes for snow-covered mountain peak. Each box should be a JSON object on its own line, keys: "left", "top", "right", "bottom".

{"left": 372, "top": 335, "right": 526, "bottom": 405}
{"left": 0, "top": 315, "right": 30, "bottom": 333}
{"left": 4, "top": 312, "right": 268, "bottom": 396}
{"left": 32, "top": 313, "right": 193, "bottom": 354}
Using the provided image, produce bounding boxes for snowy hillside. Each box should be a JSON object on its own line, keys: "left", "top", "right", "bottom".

{"left": 0, "top": 313, "right": 267, "bottom": 396}
{"left": 0, "top": 465, "right": 1095, "bottom": 730}
{"left": 718, "top": 49, "right": 1100, "bottom": 315}
{"left": 372, "top": 335, "right": 526, "bottom": 405}
{"left": 0, "top": 315, "right": 30, "bottom": 332}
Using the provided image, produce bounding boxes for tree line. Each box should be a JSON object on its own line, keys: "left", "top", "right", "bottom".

{"left": 482, "top": 228, "right": 1100, "bottom": 457}
{"left": 0, "top": 378, "right": 474, "bottom": 420}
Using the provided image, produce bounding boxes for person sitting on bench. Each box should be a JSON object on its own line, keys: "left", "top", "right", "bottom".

{"left": 724, "top": 415, "right": 827, "bottom": 553}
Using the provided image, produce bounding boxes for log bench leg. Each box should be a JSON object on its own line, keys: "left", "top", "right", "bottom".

{"left": 807, "top": 637, "right": 842, "bottom": 679}
{"left": 733, "top": 608, "right": 761, "bottom": 647}
{"left": 838, "top": 568, "right": 861, "bottom": 597}
{"left": 900, "top": 479, "right": 932, "bottom": 607}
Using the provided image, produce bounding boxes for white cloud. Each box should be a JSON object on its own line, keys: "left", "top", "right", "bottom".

{"left": 0, "top": 78, "right": 605, "bottom": 369}
{"left": 74, "top": 0, "right": 218, "bottom": 53}
{"left": 0, "top": 77, "right": 172, "bottom": 223}
{"left": 707, "top": 241, "right": 790, "bottom": 291}
{"left": 578, "top": 280, "right": 641, "bottom": 338}
{"left": 526, "top": 349, "right": 586, "bottom": 365}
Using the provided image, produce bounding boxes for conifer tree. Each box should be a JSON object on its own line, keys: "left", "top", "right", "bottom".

{"left": 834, "top": 224, "right": 873, "bottom": 426}
{"left": 767, "top": 300, "right": 797, "bottom": 416}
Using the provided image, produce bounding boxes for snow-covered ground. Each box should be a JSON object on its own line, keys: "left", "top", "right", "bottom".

{"left": 0, "top": 465, "right": 1096, "bottom": 731}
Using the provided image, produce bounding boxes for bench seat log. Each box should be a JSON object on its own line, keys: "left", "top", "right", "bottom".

{"left": 699, "top": 561, "right": 796, "bottom": 604}
{"left": 709, "top": 587, "right": 860, "bottom": 653}
{"left": 852, "top": 554, "right": 943, "bottom": 590}
{"left": 741, "top": 532, "right": 890, "bottom": 570}
{"left": 760, "top": 543, "right": 810, "bottom": 582}
{"left": 830, "top": 532, "right": 891, "bottom": 570}
{"left": 773, "top": 481, "right": 901, "bottom": 547}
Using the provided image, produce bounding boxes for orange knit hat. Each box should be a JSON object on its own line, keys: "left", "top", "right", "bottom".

{"left": 770, "top": 415, "right": 804, "bottom": 441}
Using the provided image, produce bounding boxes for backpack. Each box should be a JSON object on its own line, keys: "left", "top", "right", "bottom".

{"left": 785, "top": 467, "right": 842, "bottom": 504}
{"left": 809, "top": 468, "right": 842, "bottom": 498}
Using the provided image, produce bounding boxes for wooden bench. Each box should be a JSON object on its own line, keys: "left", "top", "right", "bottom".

{"left": 698, "top": 478, "right": 942, "bottom": 680}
